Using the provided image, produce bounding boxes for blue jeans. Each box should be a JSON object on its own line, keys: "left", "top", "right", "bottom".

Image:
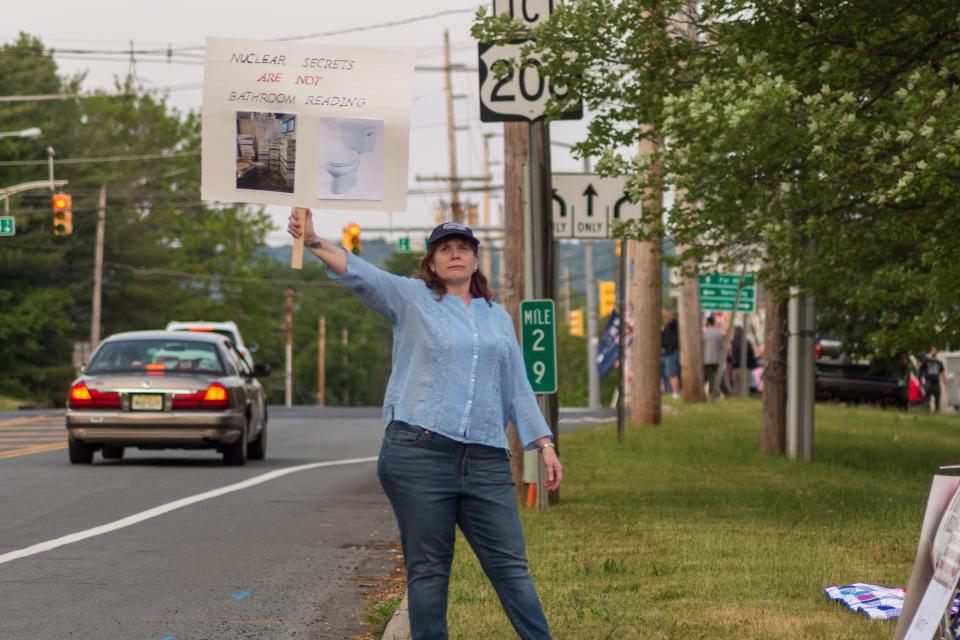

{"left": 377, "top": 421, "right": 552, "bottom": 640}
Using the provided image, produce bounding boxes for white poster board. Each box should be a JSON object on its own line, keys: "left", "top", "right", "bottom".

{"left": 201, "top": 37, "right": 414, "bottom": 211}
{"left": 895, "top": 474, "right": 960, "bottom": 639}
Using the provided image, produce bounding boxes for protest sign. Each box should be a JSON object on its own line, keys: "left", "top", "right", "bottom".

{"left": 201, "top": 37, "right": 414, "bottom": 212}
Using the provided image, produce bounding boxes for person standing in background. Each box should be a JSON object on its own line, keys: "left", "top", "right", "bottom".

{"left": 730, "top": 326, "right": 758, "bottom": 395}
{"left": 702, "top": 315, "right": 726, "bottom": 399}
{"left": 920, "top": 345, "right": 947, "bottom": 412}
{"left": 661, "top": 309, "right": 681, "bottom": 399}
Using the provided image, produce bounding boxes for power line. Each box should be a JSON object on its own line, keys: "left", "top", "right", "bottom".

{"left": 0, "top": 150, "right": 199, "bottom": 167}
{"left": 24, "top": 6, "right": 481, "bottom": 58}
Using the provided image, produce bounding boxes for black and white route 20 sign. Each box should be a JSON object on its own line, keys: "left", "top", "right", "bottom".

{"left": 478, "top": 0, "right": 582, "bottom": 123}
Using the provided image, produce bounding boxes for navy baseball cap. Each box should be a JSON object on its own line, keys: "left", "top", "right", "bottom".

{"left": 428, "top": 221, "right": 480, "bottom": 247}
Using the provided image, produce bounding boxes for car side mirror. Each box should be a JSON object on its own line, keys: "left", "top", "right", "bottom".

{"left": 253, "top": 363, "right": 271, "bottom": 377}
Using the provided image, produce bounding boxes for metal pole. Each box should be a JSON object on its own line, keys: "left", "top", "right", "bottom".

{"left": 801, "top": 295, "right": 815, "bottom": 461}
{"left": 47, "top": 147, "right": 55, "bottom": 192}
{"left": 786, "top": 287, "right": 801, "bottom": 458}
{"left": 617, "top": 241, "right": 626, "bottom": 441}
{"left": 585, "top": 241, "right": 600, "bottom": 408}
{"left": 91, "top": 184, "right": 107, "bottom": 349}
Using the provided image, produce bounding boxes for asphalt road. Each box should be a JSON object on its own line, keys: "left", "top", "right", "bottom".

{"left": 0, "top": 405, "right": 613, "bottom": 640}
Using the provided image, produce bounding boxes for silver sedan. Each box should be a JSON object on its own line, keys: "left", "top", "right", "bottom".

{"left": 65, "top": 330, "right": 269, "bottom": 465}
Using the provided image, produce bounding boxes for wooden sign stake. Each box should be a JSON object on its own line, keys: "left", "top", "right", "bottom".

{"left": 291, "top": 207, "right": 306, "bottom": 270}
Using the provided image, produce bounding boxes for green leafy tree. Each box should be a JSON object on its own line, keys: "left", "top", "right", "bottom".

{"left": 476, "top": 0, "right": 960, "bottom": 451}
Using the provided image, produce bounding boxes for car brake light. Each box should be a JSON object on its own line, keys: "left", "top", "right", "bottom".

{"left": 187, "top": 327, "right": 214, "bottom": 332}
{"left": 172, "top": 383, "right": 229, "bottom": 410}
{"left": 68, "top": 383, "right": 120, "bottom": 409}
{"left": 145, "top": 363, "right": 166, "bottom": 375}
{"left": 815, "top": 344, "right": 822, "bottom": 359}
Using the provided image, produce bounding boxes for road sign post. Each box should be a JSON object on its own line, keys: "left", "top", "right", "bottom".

{"left": 0, "top": 216, "right": 14, "bottom": 237}
{"left": 520, "top": 299, "right": 558, "bottom": 394}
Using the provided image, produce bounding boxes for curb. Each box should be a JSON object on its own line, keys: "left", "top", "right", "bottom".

{"left": 380, "top": 593, "right": 410, "bottom": 640}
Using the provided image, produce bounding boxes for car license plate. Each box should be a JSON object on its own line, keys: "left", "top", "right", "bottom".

{"left": 131, "top": 394, "right": 163, "bottom": 411}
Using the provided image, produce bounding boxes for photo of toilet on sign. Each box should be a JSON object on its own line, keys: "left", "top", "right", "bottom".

{"left": 551, "top": 174, "right": 641, "bottom": 239}
{"left": 201, "top": 37, "right": 414, "bottom": 211}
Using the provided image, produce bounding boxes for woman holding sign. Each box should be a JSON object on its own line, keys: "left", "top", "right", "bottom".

{"left": 288, "top": 209, "right": 560, "bottom": 640}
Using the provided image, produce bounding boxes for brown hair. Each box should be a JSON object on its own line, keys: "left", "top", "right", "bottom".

{"left": 416, "top": 237, "right": 494, "bottom": 305}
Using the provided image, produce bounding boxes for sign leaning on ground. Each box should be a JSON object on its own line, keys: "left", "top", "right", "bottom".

{"left": 0, "top": 216, "right": 14, "bottom": 237}
{"left": 550, "top": 173, "right": 642, "bottom": 239}
{"left": 201, "top": 37, "right": 415, "bottom": 212}
{"left": 699, "top": 274, "right": 756, "bottom": 312}
{"left": 520, "top": 299, "right": 558, "bottom": 394}
{"left": 478, "top": 1, "right": 582, "bottom": 122}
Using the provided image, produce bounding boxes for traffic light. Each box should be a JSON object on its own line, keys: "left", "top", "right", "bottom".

{"left": 569, "top": 308, "right": 585, "bottom": 337}
{"left": 52, "top": 193, "right": 73, "bottom": 236}
{"left": 599, "top": 280, "right": 616, "bottom": 318}
{"left": 342, "top": 223, "right": 361, "bottom": 256}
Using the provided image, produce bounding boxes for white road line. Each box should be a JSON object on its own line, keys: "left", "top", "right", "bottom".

{"left": 0, "top": 456, "right": 378, "bottom": 566}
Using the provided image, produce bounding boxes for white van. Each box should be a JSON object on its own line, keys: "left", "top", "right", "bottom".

{"left": 164, "top": 321, "right": 256, "bottom": 369}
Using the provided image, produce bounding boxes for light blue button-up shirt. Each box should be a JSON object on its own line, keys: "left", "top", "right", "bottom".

{"left": 328, "top": 251, "right": 552, "bottom": 451}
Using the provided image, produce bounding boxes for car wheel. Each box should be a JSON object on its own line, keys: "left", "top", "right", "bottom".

{"left": 101, "top": 446, "right": 124, "bottom": 460}
{"left": 248, "top": 422, "right": 267, "bottom": 461}
{"left": 223, "top": 423, "right": 248, "bottom": 466}
{"left": 68, "top": 439, "right": 94, "bottom": 464}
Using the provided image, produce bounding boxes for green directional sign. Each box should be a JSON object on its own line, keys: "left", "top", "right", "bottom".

{"left": 699, "top": 274, "right": 755, "bottom": 312}
{"left": 520, "top": 299, "right": 558, "bottom": 394}
{"left": 397, "top": 237, "right": 410, "bottom": 252}
{"left": 0, "top": 216, "right": 14, "bottom": 237}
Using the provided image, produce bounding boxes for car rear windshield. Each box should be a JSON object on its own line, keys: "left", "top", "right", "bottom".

{"left": 87, "top": 340, "right": 225, "bottom": 375}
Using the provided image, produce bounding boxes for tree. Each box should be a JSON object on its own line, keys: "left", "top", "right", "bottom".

{"left": 0, "top": 34, "right": 274, "bottom": 405}
{"left": 475, "top": 0, "right": 960, "bottom": 452}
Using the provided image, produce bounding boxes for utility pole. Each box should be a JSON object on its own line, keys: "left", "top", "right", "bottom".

{"left": 285, "top": 288, "right": 293, "bottom": 408}
{"left": 443, "top": 30, "right": 463, "bottom": 223}
{"left": 561, "top": 265, "right": 571, "bottom": 319}
{"left": 341, "top": 326, "right": 350, "bottom": 406}
{"left": 630, "top": 133, "right": 663, "bottom": 425}
{"left": 482, "top": 132, "right": 493, "bottom": 277}
{"left": 317, "top": 316, "right": 326, "bottom": 407}
{"left": 90, "top": 184, "right": 107, "bottom": 349}
{"left": 502, "top": 121, "right": 527, "bottom": 503}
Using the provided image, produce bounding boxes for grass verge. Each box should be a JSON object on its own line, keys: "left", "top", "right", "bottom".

{"left": 447, "top": 399, "right": 958, "bottom": 639}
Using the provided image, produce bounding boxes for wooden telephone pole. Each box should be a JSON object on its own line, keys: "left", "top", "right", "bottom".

{"left": 502, "top": 122, "right": 528, "bottom": 502}
{"left": 443, "top": 30, "right": 464, "bottom": 223}
{"left": 630, "top": 134, "right": 663, "bottom": 426}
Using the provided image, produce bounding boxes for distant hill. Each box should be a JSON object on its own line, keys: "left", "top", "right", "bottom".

{"left": 262, "top": 237, "right": 670, "bottom": 301}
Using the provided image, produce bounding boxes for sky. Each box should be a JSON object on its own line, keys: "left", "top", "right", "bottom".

{"left": 8, "top": 0, "right": 589, "bottom": 245}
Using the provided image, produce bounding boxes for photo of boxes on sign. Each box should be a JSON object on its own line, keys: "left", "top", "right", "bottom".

{"left": 235, "top": 111, "right": 296, "bottom": 194}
